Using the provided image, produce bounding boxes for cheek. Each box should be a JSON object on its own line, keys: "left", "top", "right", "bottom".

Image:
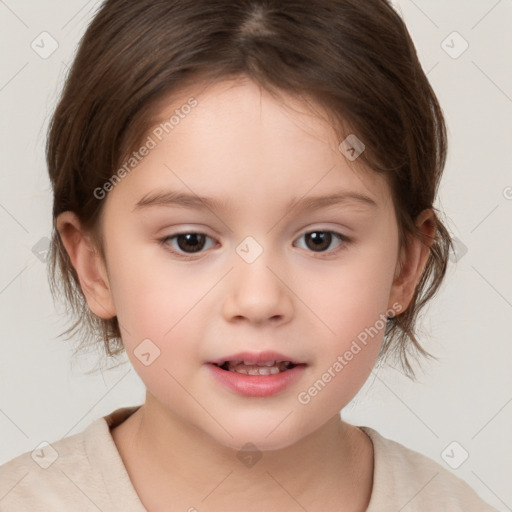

{"left": 299, "top": 243, "right": 397, "bottom": 347}
{"left": 108, "top": 254, "right": 205, "bottom": 404}
{"left": 294, "top": 280, "right": 387, "bottom": 418}
{"left": 106, "top": 237, "right": 200, "bottom": 331}
{"left": 105, "top": 240, "right": 226, "bottom": 375}
{"left": 293, "top": 232, "right": 398, "bottom": 409}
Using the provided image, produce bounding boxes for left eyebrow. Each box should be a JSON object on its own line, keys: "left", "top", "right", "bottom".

{"left": 132, "top": 189, "right": 378, "bottom": 213}
{"left": 287, "top": 191, "right": 378, "bottom": 212}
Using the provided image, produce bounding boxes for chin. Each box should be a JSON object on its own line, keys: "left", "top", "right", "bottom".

{"left": 206, "top": 418, "right": 309, "bottom": 453}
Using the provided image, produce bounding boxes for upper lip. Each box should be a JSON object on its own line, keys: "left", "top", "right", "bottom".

{"left": 208, "top": 351, "right": 305, "bottom": 365}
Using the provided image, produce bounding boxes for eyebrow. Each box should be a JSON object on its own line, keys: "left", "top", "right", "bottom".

{"left": 132, "top": 189, "right": 378, "bottom": 213}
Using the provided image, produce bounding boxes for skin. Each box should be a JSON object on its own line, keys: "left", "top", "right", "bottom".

{"left": 57, "top": 76, "right": 435, "bottom": 511}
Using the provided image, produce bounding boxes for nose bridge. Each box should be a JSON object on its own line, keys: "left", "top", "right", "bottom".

{"left": 222, "top": 236, "right": 293, "bottom": 324}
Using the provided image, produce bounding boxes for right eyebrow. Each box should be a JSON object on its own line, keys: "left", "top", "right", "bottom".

{"left": 132, "top": 190, "right": 230, "bottom": 213}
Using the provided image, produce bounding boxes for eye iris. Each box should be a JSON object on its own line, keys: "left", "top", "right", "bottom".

{"left": 177, "top": 233, "right": 206, "bottom": 253}
{"left": 306, "top": 232, "right": 331, "bottom": 252}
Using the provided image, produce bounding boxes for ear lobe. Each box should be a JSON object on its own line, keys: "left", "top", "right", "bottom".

{"left": 56, "top": 211, "right": 116, "bottom": 319}
{"left": 388, "top": 209, "right": 436, "bottom": 312}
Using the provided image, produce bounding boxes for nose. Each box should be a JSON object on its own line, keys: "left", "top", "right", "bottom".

{"left": 222, "top": 247, "right": 294, "bottom": 326}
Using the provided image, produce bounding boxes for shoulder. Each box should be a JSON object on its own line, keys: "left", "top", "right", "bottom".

{"left": 361, "top": 427, "right": 499, "bottom": 512}
{"left": 0, "top": 406, "right": 144, "bottom": 512}
{"left": 0, "top": 427, "right": 95, "bottom": 511}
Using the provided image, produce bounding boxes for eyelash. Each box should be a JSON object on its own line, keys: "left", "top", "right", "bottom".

{"left": 158, "top": 230, "right": 351, "bottom": 260}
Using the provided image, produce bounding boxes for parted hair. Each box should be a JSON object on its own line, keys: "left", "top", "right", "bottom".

{"left": 47, "top": 0, "right": 452, "bottom": 376}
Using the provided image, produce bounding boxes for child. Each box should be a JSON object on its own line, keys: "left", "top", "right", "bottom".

{"left": 0, "top": 0, "right": 499, "bottom": 510}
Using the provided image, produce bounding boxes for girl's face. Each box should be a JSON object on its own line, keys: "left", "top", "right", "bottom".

{"left": 98, "top": 77, "right": 403, "bottom": 450}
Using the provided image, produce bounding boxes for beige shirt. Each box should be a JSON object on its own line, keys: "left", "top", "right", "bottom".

{"left": 0, "top": 406, "right": 498, "bottom": 511}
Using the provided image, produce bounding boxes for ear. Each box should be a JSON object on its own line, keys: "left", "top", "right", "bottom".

{"left": 56, "top": 211, "right": 116, "bottom": 319}
{"left": 387, "top": 209, "right": 436, "bottom": 313}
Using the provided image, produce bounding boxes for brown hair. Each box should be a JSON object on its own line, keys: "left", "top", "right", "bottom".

{"left": 47, "top": 0, "right": 452, "bottom": 377}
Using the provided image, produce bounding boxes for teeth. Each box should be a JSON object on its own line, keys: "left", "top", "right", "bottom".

{"left": 229, "top": 366, "right": 281, "bottom": 375}
{"left": 236, "top": 360, "right": 293, "bottom": 366}
{"left": 214, "top": 357, "right": 298, "bottom": 375}
{"left": 223, "top": 360, "right": 295, "bottom": 375}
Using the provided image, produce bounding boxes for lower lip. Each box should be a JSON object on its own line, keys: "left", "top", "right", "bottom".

{"left": 206, "top": 363, "right": 307, "bottom": 397}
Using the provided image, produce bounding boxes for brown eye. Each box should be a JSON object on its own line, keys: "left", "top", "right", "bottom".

{"left": 175, "top": 233, "right": 207, "bottom": 253}
{"left": 161, "top": 232, "right": 215, "bottom": 256}
{"left": 305, "top": 232, "right": 332, "bottom": 251}
{"left": 296, "top": 231, "right": 348, "bottom": 253}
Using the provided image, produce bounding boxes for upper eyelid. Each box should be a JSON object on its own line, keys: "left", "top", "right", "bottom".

{"left": 162, "top": 227, "right": 349, "bottom": 240}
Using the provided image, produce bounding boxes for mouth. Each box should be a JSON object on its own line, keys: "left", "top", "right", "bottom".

{"left": 207, "top": 351, "right": 306, "bottom": 376}
{"left": 212, "top": 360, "right": 300, "bottom": 375}
{"left": 206, "top": 351, "right": 307, "bottom": 397}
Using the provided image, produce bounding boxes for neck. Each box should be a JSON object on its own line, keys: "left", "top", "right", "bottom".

{"left": 111, "top": 394, "right": 374, "bottom": 512}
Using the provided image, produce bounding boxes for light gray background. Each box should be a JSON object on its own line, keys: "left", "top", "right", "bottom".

{"left": 1, "top": 0, "right": 511, "bottom": 509}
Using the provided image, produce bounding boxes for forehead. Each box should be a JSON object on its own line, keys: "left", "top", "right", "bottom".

{"left": 154, "top": 77, "right": 347, "bottom": 158}
{"left": 105, "top": 77, "right": 392, "bottom": 213}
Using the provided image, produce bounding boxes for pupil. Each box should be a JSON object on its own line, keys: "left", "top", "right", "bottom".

{"left": 307, "top": 232, "right": 331, "bottom": 251}
{"left": 177, "top": 233, "right": 205, "bottom": 253}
